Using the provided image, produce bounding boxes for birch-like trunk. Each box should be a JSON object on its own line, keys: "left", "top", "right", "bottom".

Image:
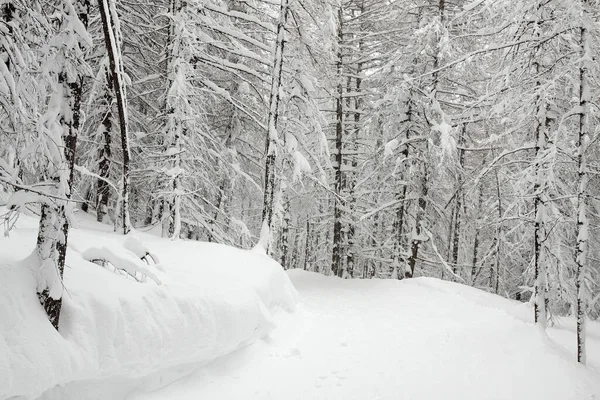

{"left": 532, "top": 7, "right": 550, "bottom": 328}
{"left": 99, "top": 0, "right": 131, "bottom": 234}
{"left": 259, "top": 0, "right": 289, "bottom": 254}
{"left": 575, "top": 0, "right": 590, "bottom": 364}
{"left": 162, "top": 0, "right": 187, "bottom": 239}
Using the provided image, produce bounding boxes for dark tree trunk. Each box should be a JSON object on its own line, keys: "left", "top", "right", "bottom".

{"left": 406, "top": 170, "right": 428, "bottom": 279}
{"left": 331, "top": 6, "right": 345, "bottom": 277}
{"left": 97, "top": 67, "right": 113, "bottom": 223}
{"left": 470, "top": 183, "right": 484, "bottom": 285}
{"left": 280, "top": 196, "right": 290, "bottom": 269}
{"left": 450, "top": 124, "right": 466, "bottom": 276}
{"left": 99, "top": 0, "right": 131, "bottom": 234}
{"left": 304, "top": 218, "right": 311, "bottom": 271}
{"left": 37, "top": 0, "right": 89, "bottom": 330}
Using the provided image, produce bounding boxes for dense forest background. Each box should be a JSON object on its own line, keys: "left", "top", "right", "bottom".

{"left": 1, "top": 0, "right": 599, "bottom": 358}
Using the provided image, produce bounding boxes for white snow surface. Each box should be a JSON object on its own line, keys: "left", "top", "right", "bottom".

{"left": 0, "top": 210, "right": 297, "bottom": 400}
{"left": 1, "top": 211, "right": 600, "bottom": 400}
{"left": 124, "top": 271, "right": 600, "bottom": 400}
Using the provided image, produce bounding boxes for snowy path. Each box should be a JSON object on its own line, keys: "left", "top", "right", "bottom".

{"left": 127, "top": 271, "right": 600, "bottom": 400}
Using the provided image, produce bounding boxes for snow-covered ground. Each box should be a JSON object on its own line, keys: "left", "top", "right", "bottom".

{"left": 0, "top": 210, "right": 296, "bottom": 400}
{"left": 1, "top": 210, "right": 599, "bottom": 400}
{"left": 124, "top": 271, "right": 600, "bottom": 400}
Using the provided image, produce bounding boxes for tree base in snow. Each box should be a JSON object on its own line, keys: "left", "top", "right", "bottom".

{"left": 38, "top": 289, "right": 61, "bottom": 330}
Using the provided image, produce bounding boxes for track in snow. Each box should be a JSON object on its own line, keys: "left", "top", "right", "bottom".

{"left": 126, "top": 270, "right": 600, "bottom": 400}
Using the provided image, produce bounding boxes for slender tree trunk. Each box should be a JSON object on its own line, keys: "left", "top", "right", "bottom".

{"left": 280, "top": 194, "right": 290, "bottom": 269}
{"left": 163, "top": 0, "right": 187, "bottom": 240}
{"left": 406, "top": 0, "right": 444, "bottom": 279}
{"left": 332, "top": 6, "right": 345, "bottom": 277}
{"left": 144, "top": 197, "right": 155, "bottom": 226}
{"left": 211, "top": 123, "right": 235, "bottom": 242}
{"left": 491, "top": 149, "right": 503, "bottom": 293}
{"left": 532, "top": 8, "right": 551, "bottom": 327}
{"left": 450, "top": 124, "right": 466, "bottom": 276}
{"left": 470, "top": 183, "right": 484, "bottom": 285}
{"left": 96, "top": 65, "right": 113, "bottom": 223}
{"left": 292, "top": 224, "right": 300, "bottom": 270}
{"left": 99, "top": 0, "right": 131, "bottom": 234}
{"left": 304, "top": 218, "right": 311, "bottom": 271}
{"left": 346, "top": 61, "right": 362, "bottom": 279}
{"left": 260, "top": 0, "right": 289, "bottom": 254}
{"left": 392, "top": 99, "right": 411, "bottom": 279}
{"left": 37, "top": 0, "right": 89, "bottom": 330}
{"left": 533, "top": 116, "right": 548, "bottom": 327}
{"left": 575, "top": 0, "right": 589, "bottom": 364}
{"left": 368, "top": 203, "right": 380, "bottom": 279}
{"left": 406, "top": 174, "right": 428, "bottom": 278}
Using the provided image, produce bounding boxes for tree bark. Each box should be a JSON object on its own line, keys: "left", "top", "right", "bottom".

{"left": 304, "top": 218, "right": 311, "bottom": 271}
{"left": 96, "top": 65, "right": 113, "bottom": 223}
{"left": 575, "top": 0, "right": 589, "bottom": 364}
{"left": 99, "top": 0, "right": 131, "bottom": 234}
{"left": 470, "top": 183, "right": 484, "bottom": 285}
{"left": 532, "top": 7, "right": 550, "bottom": 327}
{"left": 260, "top": 0, "right": 289, "bottom": 254}
{"left": 37, "top": 0, "right": 89, "bottom": 330}
{"left": 450, "top": 124, "right": 466, "bottom": 276}
{"left": 331, "top": 6, "right": 345, "bottom": 277}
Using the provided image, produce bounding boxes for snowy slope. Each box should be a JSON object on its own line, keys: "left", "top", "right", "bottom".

{"left": 0, "top": 210, "right": 297, "bottom": 400}
{"left": 127, "top": 270, "right": 600, "bottom": 400}
{"left": 2, "top": 211, "right": 599, "bottom": 400}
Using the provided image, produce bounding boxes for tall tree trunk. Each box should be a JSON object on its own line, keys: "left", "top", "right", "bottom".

{"left": 491, "top": 148, "right": 502, "bottom": 294}
{"left": 99, "top": 0, "right": 131, "bottom": 234}
{"left": 406, "top": 174, "right": 428, "bottom": 278}
{"left": 304, "top": 218, "right": 311, "bottom": 271}
{"left": 575, "top": 0, "right": 589, "bottom": 364}
{"left": 163, "top": 0, "right": 187, "bottom": 240}
{"left": 37, "top": 0, "right": 89, "bottom": 330}
{"left": 392, "top": 98, "right": 411, "bottom": 279}
{"left": 450, "top": 124, "right": 466, "bottom": 276}
{"left": 346, "top": 68, "right": 362, "bottom": 279}
{"left": 292, "top": 223, "right": 301, "bottom": 270}
{"left": 211, "top": 120, "right": 236, "bottom": 242}
{"left": 260, "top": 0, "right": 289, "bottom": 254}
{"left": 406, "top": 0, "right": 445, "bottom": 278}
{"left": 280, "top": 194, "right": 290, "bottom": 269}
{"left": 470, "top": 182, "right": 484, "bottom": 285}
{"left": 331, "top": 6, "right": 345, "bottom": 277}
{"left": 96, "top": 65, "right": 113, "bottom": 223}
{"left": 532, "top": 7, "right": 550, "bottom": 327}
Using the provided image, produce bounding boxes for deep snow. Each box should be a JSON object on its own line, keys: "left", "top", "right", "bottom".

{"left": 1, "top": 210, "right": 599, "bottom": 400}
{"left": 124, "top": 271, "right": 600, "bottom": 400}
{"left": 0, "top": 209, "right": 297, "bottom": 400}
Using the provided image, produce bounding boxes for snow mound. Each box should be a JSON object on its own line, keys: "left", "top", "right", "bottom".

{"left": 0, "top": 211, "right": 297, "bottom": 400}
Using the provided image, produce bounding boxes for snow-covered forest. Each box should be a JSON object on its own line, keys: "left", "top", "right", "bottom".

{"left": 1, "top": 0, "right": 600, "bottom": 398}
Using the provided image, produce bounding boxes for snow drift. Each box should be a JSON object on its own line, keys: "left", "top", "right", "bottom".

{"left": 0, "top": 210, "right": 297, "bottom": 400}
